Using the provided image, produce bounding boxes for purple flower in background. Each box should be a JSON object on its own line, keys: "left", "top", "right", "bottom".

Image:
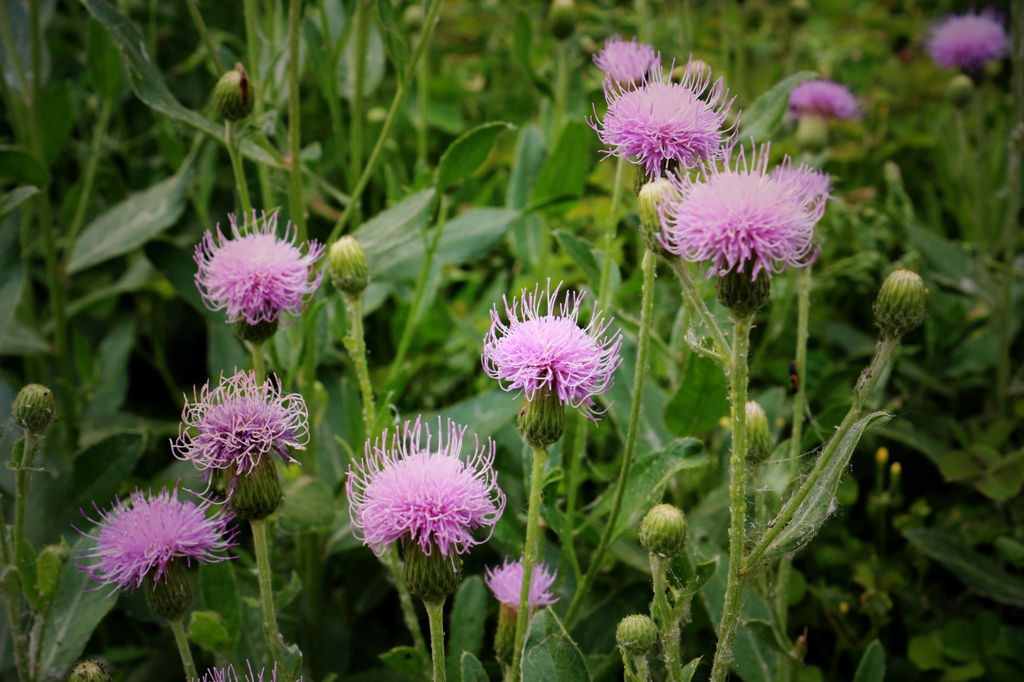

{"left": 590, "top": 62, "right": 736, "bottom": 178}
{"left": 593, "top": 35, "right": 660, "bottom": 86}
{"left": 769, "top": 164, "right": 832, "bottom": 206}
{"left": 196, "top": 662, "right": 302, "bottom": 682}
{"left": 195, "top": 210, "right": 324, "bottom": 326}
{"left": 172, "top": 370, "right": 308, "bottom": 491}
{"left": 482, "top": 281, "right": 622, "bottom": 420}
{"left": 659, "top": 144, "right": 826, "bottom": 280}
{"left": 485, "top": 558, "right": 559, "bottom": 609}
{"left": 77, "top": 487, "right": 235, "bottom": 595}
{"left": 346, "top": 418, "right": 505, "bottom": 558}
{"left": 788, "top": 80, "right": 859, "bottom": 120}
{"left": 927, "top": 10, "right": 1008, "bottom": 71}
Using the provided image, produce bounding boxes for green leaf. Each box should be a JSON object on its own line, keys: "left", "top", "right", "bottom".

{"left": 39, "top": 536, "right": 119, "bottom": 676}
{"left": 512, "top": 12, "right": 553, "bottom": 97}
{"left": 436, "top": 122, "right": 515, "bottom": 191}
{"left": 907, "top": 632, "right": 944, "bottom": 671}
{"left": 902, "top": 528, "right": 1024, "bottom": 608}
{"left": 447, "top": 576, "right": 488, "bottom": 680}
{"left": 68, "top": 164, "right": 191, "bottom": 273}
{"left": 187, "top": 610, "right": 233, "bottom": 655}
{"left": 198, "top": 560, "right": 242, "bottom": 640}
{"left": 553, "top": 230, "right": 619, "bottom": 292}
{"left": 0, "top": 145, "right": 49, "bottom": 186}
{"left": 741, "top": 71, "right": 817, "bottom": 142}
{"left": 86, "top": 17, "right": 123, "bottom": 98}
{"left": 506, "top": 125, "right": 546, "bottom": 210}
{"left": 353, "top": 188, "right": 437, "bottom": 277}
{"left": 530, "top": 121, "right": 592, "bottom": 207}
{"left": 460, "top": 651, "right": 489, "bottom": 682}
{"left": 680, "top": 657, "right": 703, "bottom": 682}
{"left": 0, "top": 213, "right": 26, "bottom": 353}
{"left": 0, "top": 185, "right": 39, "bottom": 220}
{"left": 764, "top": 411, "right": 890, "bottom": 558}
{"left": 279, "top": 478, "right": 336, "bottom": 532}
{"left": 379, "top": 645, "right": 427, "bottom": 677}
{"left": 668, "top": 557, "right": 718, "bottom": 598}
{"left": 437, "top": 208, "right": 520, "bottom": 267}
{"left": 853, "top": 640, "right": 885, "bottom": 682}
{"left": 665, "top": 355, "right": 729, "bottom": 436}
{"left": 523, "top": 609, "right": 590, "bottom": 682}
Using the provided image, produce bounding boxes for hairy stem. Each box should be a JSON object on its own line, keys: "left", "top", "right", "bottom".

{"left": 425, "top": 599, "right": 447, "bottom": 682}
{"left": 650, "top": 554, "right": 683, "bottom": 682}
{"left": 667, "top": 259, "right": 730, "bottom": 361}
{"left": 226, "top": 120, "right": 253, "bottom": 217}
{"left": 343, "top": 293, "right": 377, "bottom": 437}
{"left": 251, "top": 341, "right": 267, "bottom": 384}
{"left": 251, "top": 518, "right": 285, "bottom": 666}
{"left": 169, "top": 617, "right": 198, "bottom": 680}
{"left": 510, "top": 445, "right": 549, "bottom": 681}
{"left": 788, "top": 267, "right": 811, "bottom": 481}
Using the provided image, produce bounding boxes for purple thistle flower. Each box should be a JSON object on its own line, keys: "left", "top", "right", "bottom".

{"left": 659, "top": 144, "right": 826, "bottom": 280}
{"left": 195, "top": 210, "right": 324, "bottom": 326}
{"left": 769, "top": 164, "right": 832, "bottom": 207}
{"left": 926, "top": 10, "right": 1008, "bottom": 71}
{"left": 196, "top": 662, "right": 302, "bottom": 682}
{"left": 590, "top": 62, "right": 737, "bottom": 179}
{"left": 485, "top": 558, "right": 559, "bottom": 610}
{"left": 172, "top": 370, "right": 309, "bottom": 491}
{"left": 77, "top": 487, "right": 235, "bottom": 595}
{"left": 788, "top": 79, "right": 859, "bottom": 120}
{"left": 593, "top": 35, "right": 660, "bottom": 86}
{"left": 482, "top": 281, "right": 622, "bottom": 420}
{"left": 346, "top": 417, "right": 505, "bottom": 558}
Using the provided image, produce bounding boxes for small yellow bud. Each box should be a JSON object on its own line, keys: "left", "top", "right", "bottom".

{"left": 875, "top": 447, "right": 889, "bottom": 464}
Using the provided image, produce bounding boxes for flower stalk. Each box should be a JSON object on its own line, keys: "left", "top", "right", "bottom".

{"left": 168, "top": 617, "right": 198, "bottom": 680}
{"left": 788, "top": 266, "right": 812, "bottom": 480}
{"left": 425, "top": 599, "right": 447, "bottom": 682}
{"left": 251, "top": 518, "right": 286, "bottom": 667}
{"left": 650, "top": 554, "right": 683, "bottom": 682}
{"left": 342, "top": 293, "right": 377, "bottom": 437}
{"left": 509, "top": 445, "right": 549, "bottom": 681}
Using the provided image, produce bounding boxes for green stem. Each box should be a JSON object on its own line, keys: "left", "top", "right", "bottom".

{"left": 287, "top": 0, "right": 306, "bottom": 239}
{"left": 552, "top": 39, "right": 568, "bottom": 136}
{"left": 13, "top": 431, "right": 37, "bottom": 582}
{"left": 633, "top": 655, "right": 652, "bottom": 682}
{"left": 597, "top": 158, "right": 626, "bottom": 312}
{"left": 226, "top": 120, "right": 253, "bottom": 217}
{"left": 349, "top": 0, "right": 370, "bottom": 211}
{"left": 65, "top": 98, "right": 113, "bottom": 249}
{"left": 343, "top": 293, "right": 377, "bottom": 437}
{"left": 709, "top": 313, "right": 753, "bottom": 682}
{"left": 329, "top": 0, "right": 445, "bottom": 241}
{"left": 425, "top": 599, "right": 447, "bottom": 682}
{"left": 169, "top": 617, "right": 198, "bottom": 680}
{"left": 565, "top": 250, "right": 656, "bottom": 627}
{"left": 509, "top": 445, "right": 549, "bottom": 681}
{"left": 251, "top": 518, "right": 285, "bottom": 666}
{"left": 386, "top": 546, "right": 430, "bottom": 667}
{"left": 415, "top": 23, "right": 430, "bottom": 167}
{"left": 650, "top": 554, "right": 683, "bottom": 682}
{"left": 251, "top": 341, "right": 267, "bottom": 384}
{"left": 184, "top": 0, "right": 224, "bottom": 73}
{"left": 788, "top": 266, "right": 811, "bottom": 482}
{"left": 667, "top": 258, "right": 730, "bottom": 361}
{"left": 745, "top": 337, "right": 899, "bottom": 571}
{"left": 243, "top": 0, "right": 275, "bottom": 207}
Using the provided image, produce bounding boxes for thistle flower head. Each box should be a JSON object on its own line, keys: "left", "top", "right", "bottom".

{"left": 788, "top": 79, "right": 859, "bottom": 120}
{"left": 196, "top": 663, "right": 302, "bottom": 682}
{"left": 172, "top": 370, "right": 309, "bottom": 490}
{"left": 659, "top": 144, "right": 826, "bottom": 280}
{"left": 346, "top": 418, "right": 505, "bottom": 558}
{"left": 591, "top": 63, "right": 737, "bottom": 179}
{"left": 485, "top": 558, "right": 559, "bottom": 610}
{"left": 593, "top": 35, "right": 660, "bottom": 86}
{"left": 76, "top": 487, "right": 235, "bottom": 595}
{"left": 195, "top": 211, "right": 324, "bottom": 326}
{"left": 482, "top": 281, "right": 622, "bottom": 420}
{"left": 927, "top": 10, "right": 1008, "bottom": 71}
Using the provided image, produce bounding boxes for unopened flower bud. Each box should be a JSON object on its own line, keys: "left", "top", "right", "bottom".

{"left": 213, "top": 63, "right": 253, "bottom": 122}
{"left": 890, "top": 461, "right": 902, "bottom": 479}
{"left": 68, "top": 658, "right": 112, "bottom": 682}
{"left": 329, "top": 235, "right": 370, "bottom": 295}
{"left": 145, "top": 560, "right": 192, "bottom": 621}
{"left": 789, "top": 0, "right": 810, "bottom": 25}
{"left": 404, "top": 543, "right": 462, "bottom": 605}
{"left": 517, "top": 389, "right": 566, "bottom": 448}
{"left": 873, "top": 269, "right": 927, "bottom": 339}
{"left": 875, "top": 447, "right": 889, "bottom": 464}
{"left": 746, "top": 401, "right": 772, "bottom": 463}
{"left": 946, "top": 73, "right": 973, "bottom": 107}
{"left": 228, "top": 455, "right": 283, "bottom": 522}
{"left": 639, "top": 504, "right": 687, "bottom": 557}
{"left": 637, "top": 178, "right": 673, "bottom": 256}
{"left": 795, "top": 114, "right": 829, "bottom": 152}
{"left": 12, "top": 383, "right": 55, "bottom": 433}
{"left": 716, "top": 269, "right": 771, "bottom": 318}
{"left": 616, "top": 614, "right": 658, "bottom": 656}
{"left": 235, "top": 319, "right": 279, "bottom": 345}
{"left": 549, "top": 0, "right": 576, "bottom": 40}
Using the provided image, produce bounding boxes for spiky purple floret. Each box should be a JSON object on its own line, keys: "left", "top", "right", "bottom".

{"left": 195, "top": 210, "right": 324, "bottom": 325}
{"left": 346, "top": 417, "right": 505, "bottom": 558}
{"left": 659, "top": 144, "right": 826, "bottom": 279}
{"left": 593, "top": 35, "right": 660, "bottom": 86}
{"left": 482, "top": 281, "right": 622, "bottom": 420}
{"left": 195, "top": 662, "right": 302, "bottom": 682}
{"left": 769, "top": 164, "right": 832, "bottom": 206}
{"left": 788, "top": 79, "right": 859, "bottom": 120}
{"left": 590, "top": 63, "right": 737, "bottom": 179}
{"left": 485, "top": 558, "right": 559, "bottom": 609}
{"left": 77, "top": 487, "right": 235, "bottom": 595}
{"left": 172, "top": 370, "right": 308, "bottom": 490}
{"left": 927, "top": 10, "right": 1008, "bottom": 71}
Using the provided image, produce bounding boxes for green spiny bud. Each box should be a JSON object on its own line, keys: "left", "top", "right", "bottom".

{"left": 639, "top": 504, "right": 687, "bottom": 558}
{"left": 516, "top": 389, "right": 566, "bottom": 448}
{"left": 68, "top": 658, "right": 112, "bottom": 682}
{"left": 12, "top": 383, "right": 55, "bottom": 433}
{"left": 746, "top": 401, "right": 772, "bottom": 463}
{"left": 229, "top": 455, "right": 283, "bottom": 522}
{"left": 616, "top": 614, "right": 658, "bottom": 657}
{"left": 549, "top": 0, "right": 576, "bottom": 41}
{"left": 637, "top": 178, "right": 673, "bottom": 256}
{"left": 716, "top": 268, "right": 771, "bottom": 318}
{"left": 789, "top": 0, "right": 811, "bottom": 25}
{"left": 873, "top": 269, "right": 927, "bottom": 340}
{"left": 144, "top": 560, "right": 192, "bottom": 621}
{"left": 795, "top": 114, "right": 829, "bottom": 152}
{"left": 329, "top": 235, "right": 370, "bottom": 295}
{"left": 404, "top": 543, "right": 462, "bottom": 605}
{"left": 946, "top": 73, "right": 974, "bottom": 107}
{"left": 235, "top": 319, "right": 279, "bottom": 345}
{"left": 494, "top": 603, "right": 517, "bottom": 664}
{"left": 213, "top": 63, "right": 253, "bottom": 121}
